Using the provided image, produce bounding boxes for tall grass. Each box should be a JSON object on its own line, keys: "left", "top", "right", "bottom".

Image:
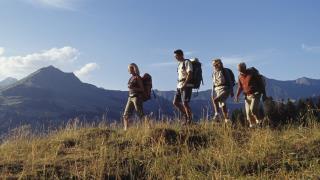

{"left": 0, "top": 118, "right": 320, "bottom": 179}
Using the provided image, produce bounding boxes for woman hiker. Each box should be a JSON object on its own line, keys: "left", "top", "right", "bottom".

{"left": 123, "top": 63, "right": 145, "bottom": 131}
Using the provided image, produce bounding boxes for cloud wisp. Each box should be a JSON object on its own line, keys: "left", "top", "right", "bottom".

{"left": 0, "top": 46, "right": 79, "bottom": 78}
{"left": 74, "top": 63, "right": 99, "bottom": 78}
{"left": 302, "top": 44, "right": 320, "bottom": 53}
{"left": 24, "top": 0, "right": 81, "bottom": 11}
{"left": 0, "top": 46, "right": 99, "bottom": 80}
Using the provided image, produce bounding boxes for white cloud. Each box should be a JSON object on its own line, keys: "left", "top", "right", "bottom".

{"left": 25, "top": 0, "right": 80, "bottom": 10}
{"left": 74, "top": 63, "right": 99, "bottom": 78}
{"left": 220, "top": 56, "right": 245, "bottom": 65}
{"left": 302, "top": 43, "right": 320, "bottom": 53}
{"left": 205, "top": 56, "right": 251, "bottom": 67}
{"left": 0, "top": 47, "right": 4, "bottom": 56}
{"left": 0, "top": 46, "right": 79, "bottom": 78}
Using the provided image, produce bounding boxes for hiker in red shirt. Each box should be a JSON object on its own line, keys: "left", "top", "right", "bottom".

{"left": 235, "top": 62, "right": 267, "bottom": 127}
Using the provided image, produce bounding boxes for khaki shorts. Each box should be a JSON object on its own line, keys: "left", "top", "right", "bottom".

{"left": 174, "top": 87, "right": 193, "bottom": 103}
{"left": 123, "top": 96, "right": 144, "bottom": 119}
{"left": 212, "top": 87, "right": 231, "bottom": 107}
{"left": 245, "top": 93, "right": 261, "bottom": 122}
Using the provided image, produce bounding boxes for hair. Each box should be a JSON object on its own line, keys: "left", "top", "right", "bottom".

{"left": 129, "top": 63, "right": 140, "bottom": 76}
{"left": 212, "top": 58, "right": 223, "bottom": 66}
{"left": 174, "top": 49, "right": 184, "bottom": 56}
{"left": 238, "top": 62, "right": 247, "bottom": 69}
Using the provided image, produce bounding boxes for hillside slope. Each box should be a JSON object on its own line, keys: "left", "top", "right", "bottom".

{"left": 0, "top": 121, "right": 319, "bottom": 179}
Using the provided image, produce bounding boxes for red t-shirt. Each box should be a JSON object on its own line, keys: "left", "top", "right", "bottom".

{"left": 237, "top": 70, "right": 259, "bottom": 95}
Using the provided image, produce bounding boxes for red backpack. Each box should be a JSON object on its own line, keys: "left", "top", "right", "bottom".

{"left": 141, "top": 73, "right": 152, "bottom": 102}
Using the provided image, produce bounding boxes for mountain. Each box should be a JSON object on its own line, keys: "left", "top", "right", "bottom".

{"left": 0, "top": 66, "right": 173, "bottom": 133}
{"left": 265, "top": 77, "right": 320, "bottom": 100}
{"left": 0, "top": 66, "right": 319, "bottom": 134}
{"left": 0, "top": 77, "right": 18, "bottom": 89}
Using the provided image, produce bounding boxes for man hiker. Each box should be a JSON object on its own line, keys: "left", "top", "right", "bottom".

{"left": 211, "top": 59, "right": 235, "bottom": 122}
{"left": 235, "top": 62, "right": 267, "bottom": 127}
{"left": 173, "top": 49, "right": 193, "bottom": 124}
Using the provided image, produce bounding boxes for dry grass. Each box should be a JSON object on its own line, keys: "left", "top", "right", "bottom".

{"left": 0, "top": 119, "right": 320, "bottom": 179}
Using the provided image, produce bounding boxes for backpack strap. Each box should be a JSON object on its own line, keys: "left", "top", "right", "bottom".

{"left": 223, "top": 68, "right": 232, "bottom": 87}
{"left": 182, "top": 59, "right": 190, "bottom": 71}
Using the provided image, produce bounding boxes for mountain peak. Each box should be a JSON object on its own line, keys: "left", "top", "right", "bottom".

{"left": 36, "top": 65, "right": 63, "bottom": 74}
{"left": 0, "top": 77, "right": 18, "bottom": 88}
{"left": 2, "top": 66, "right": 83, "bottom": 95}
{"left": 295, "top": 77, "right": 314, "bottom": 86}
{"left": 1, "top": 77, "right": 18, "bottom": 83}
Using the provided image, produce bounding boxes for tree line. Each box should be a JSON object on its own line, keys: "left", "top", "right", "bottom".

{"left": 231, "top": 97, "right": 320, "bottom": 128}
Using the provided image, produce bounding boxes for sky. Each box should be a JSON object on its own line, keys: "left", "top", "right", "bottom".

{"left": 0, "top": 0, "right": 319, "bottom": 91}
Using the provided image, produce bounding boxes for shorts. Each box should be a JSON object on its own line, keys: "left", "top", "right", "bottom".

{"left": 173, "top": 87, "right": 193, "bottom": 103}
{"left": 212, "top": 87, "right": 231, "bottom": 107}
{"left": 245, "top": 93, "right": 261, "bottom": 122}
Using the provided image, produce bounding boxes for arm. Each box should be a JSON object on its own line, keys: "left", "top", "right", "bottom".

{"left": 235, "top": 78, "right": 243, "bottom": 102}
{"left": 261, "top": 84, "right": 267, "bottom": 101}
{"left": 131, "top": 77, "right": 145, "bottom": 92}
{"left": 182, "top": 60, "right": 193, "bottom": 88}
{"left": 230, "top": 86, "right": 234, "bottom": 97}
{"left": 182, "top": 71, "right": 192, "bottom": 88}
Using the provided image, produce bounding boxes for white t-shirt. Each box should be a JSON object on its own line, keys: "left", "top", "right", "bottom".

{"left": 177, "top": 60, "right": 193, "bottom": 88}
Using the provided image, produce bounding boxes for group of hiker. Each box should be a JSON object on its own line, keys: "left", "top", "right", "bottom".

{"left": 123, "top": 49, "right": 267, "bottom": 130}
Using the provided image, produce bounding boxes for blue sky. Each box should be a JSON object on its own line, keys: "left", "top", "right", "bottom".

{"left": 0, "top": 0, "right": 319, "bottom": 90}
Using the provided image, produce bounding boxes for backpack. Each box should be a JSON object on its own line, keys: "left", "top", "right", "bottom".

{"left": 141, "top": 73, "right": 152, "bottom": 102}
{"left": 223, "top": 68, "right": 235, "bottom": 87}
{"left": 248, "top": 67, "right": 266, "bottom": 94}
{"left": 184, "top": 58, "right": 203, "bottom": 89}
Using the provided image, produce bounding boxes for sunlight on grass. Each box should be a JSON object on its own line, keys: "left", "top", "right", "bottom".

{"left": 0, "top": 119, "right": 320, "bottom": 179}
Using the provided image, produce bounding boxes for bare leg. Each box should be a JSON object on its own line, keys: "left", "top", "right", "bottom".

{"left": 212, "top": 97, "right": 220, "bottom": 115}
{"left": 183, "top": 102, "right": 192, "bottom": 124}
{"left": 251, "top": 95, "right": 261, "bottom": 125}
{"left": 245, "top": 98, "right": 253, "bottom": 127}
{"left": 221, "top": 105, "right": 229, "bottom": 122}
{"left": 173, "top": 101, "right": 187, "bottom": 118}
{"left": 123, "top": 117, "right": 128, "bottom": 131}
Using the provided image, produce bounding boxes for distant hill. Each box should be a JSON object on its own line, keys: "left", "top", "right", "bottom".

{"left": 265, "top": 77, "right": 320, "bottom": 100}
{"left": 0, "top": 66, "right": 319, "bottom": 133}
{"left": 0, "top": 77, "right": 18, "bottom": 89}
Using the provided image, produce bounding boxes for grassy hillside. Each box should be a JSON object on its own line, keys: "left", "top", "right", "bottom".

{"left": 0, "top": 119, "right": 320, "bottom": 179}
